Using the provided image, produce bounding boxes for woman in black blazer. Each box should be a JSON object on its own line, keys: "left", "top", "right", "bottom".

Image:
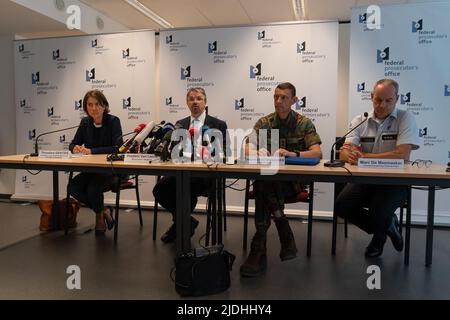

{"left": 68, "top": 90, "right": 123, "bottom": 236}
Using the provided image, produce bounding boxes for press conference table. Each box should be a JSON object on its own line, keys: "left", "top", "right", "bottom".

{"left": 0, "top": 154, "right": 449, "bottom": 266}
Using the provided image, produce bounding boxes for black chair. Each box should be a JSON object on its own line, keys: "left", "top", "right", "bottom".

{"left": 65, "top": 172, "right": 143, "bottom": 241}
{"left": 242, "top": 179, "right": 315, "bottom": 256}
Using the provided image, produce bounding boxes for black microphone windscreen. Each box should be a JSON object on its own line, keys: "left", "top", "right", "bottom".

{"left": 363, "top": 112, "right": 369, "bottom": 117}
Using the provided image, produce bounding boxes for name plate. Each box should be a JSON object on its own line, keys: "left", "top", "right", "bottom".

{"left": 38, "top": 150, "right": 72, "bottom": 159}
{"left": 247, "top": 156, "right": 285, "bottom": 165}
{"left": 124, "top": 153, "right": 156, "bottom": 163}
{"left": 358, "top": 158, "right": 404, "bottom": 169}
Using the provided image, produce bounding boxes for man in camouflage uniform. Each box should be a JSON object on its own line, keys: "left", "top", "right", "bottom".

{"left": 240, "top": 82, "right": 322, "bottom": 277}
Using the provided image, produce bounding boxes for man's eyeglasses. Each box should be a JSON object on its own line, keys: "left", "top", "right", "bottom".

{"left": 406, "top": 159, "right": 432, "bottom": 168}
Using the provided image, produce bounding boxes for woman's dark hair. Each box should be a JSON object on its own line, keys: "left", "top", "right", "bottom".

{"left": 82, "top": 89, "right": 110, "bottom": 114}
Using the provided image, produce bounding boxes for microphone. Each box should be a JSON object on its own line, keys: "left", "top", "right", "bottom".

{"left": 162, "top": 122, "right": 175, "bottom": 136}
{"left": 188, "top": 127, "right": 199, "bottom": 138}
{"left": 146, "top": 122, "right": 175, "bottom": 154}
{"left": 118, "top": 123, "right": 146, "bottom": 153}
{"left": 30, "top": 124, "right": 80, "bottom": 157}
{"left": 324, "top": 112, "right": 369, "bottom": 167}
{"left": 128, "top": 121, "right": 155, "bottom": 152}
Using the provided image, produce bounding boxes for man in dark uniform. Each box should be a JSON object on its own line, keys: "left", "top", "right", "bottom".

{"left": 240, "top": 82, "right": 322, "bottom": 277}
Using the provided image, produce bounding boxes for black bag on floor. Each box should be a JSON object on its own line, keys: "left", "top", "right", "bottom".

{"left": 174, "top": 245, "right": 235, "bottom": 297}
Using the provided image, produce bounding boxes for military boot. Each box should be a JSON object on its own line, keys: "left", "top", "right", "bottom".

{"left": 274, "top": 216, "right": 297, "bottom": 261}
{"left": 240, "top": 221, "right": 269, "bottom": 277}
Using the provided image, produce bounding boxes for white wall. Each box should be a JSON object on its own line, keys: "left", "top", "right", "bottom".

{"left": 0, "top": 35, "right": 17, "bottom": 194}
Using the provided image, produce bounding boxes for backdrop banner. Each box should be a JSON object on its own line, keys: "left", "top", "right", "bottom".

{"left": 160, "top": 22, "right": 339, "bottom": 216}
{"left": 349, "top": 3, "right": 450, "bottom": 223}
{"left": 14, "top": 30, "right": 156, "bottom": 203}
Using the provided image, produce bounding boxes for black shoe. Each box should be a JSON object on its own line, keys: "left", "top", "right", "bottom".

{"left": 365, "top": 236, "right": 385, "bottom": 258}
{"left": 160, "top": 218, "right": 199, "bottom": 244}
{"left": 160, "top": 223, "right": 176, "bottom": 243}
{"left": 387, "top": 215, "right": 404, "bottom": 251}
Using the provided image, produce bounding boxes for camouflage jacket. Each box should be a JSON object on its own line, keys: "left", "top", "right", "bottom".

{"left": 253, "top": 109, "right": 321, "bottom": 153}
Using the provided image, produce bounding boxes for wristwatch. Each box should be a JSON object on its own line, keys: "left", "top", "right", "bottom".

{"left": 295, "top": 151, "right": 301, "bottom": 157}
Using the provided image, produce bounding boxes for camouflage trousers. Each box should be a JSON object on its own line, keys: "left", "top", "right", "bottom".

{"left": 252, "top": 180, "right": 304, "bottom": 223}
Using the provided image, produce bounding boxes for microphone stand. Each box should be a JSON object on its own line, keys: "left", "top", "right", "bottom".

{"left": 324, "top": 112, "right": 369, "bottom": 167}
{"left": 30, "top": 125, "right": 80, "bottom": 157}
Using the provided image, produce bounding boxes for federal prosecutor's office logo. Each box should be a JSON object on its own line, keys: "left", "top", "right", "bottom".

{"left": 411, "top": 18, "right": 448, "bottom": 45}
{"left": 165, "top": 34, "right": 186, "bottom": 52}
{"left": 28, "top": 129, "right": 36, "bottom": 140}
{"left": 181, "top": 66, "right": 191, "bottom": 80}
{"left": 357, "top": 82, "right": 366, "bottom": 92}
{"left": 400, "top": 92, "right": 411, "bottom": 104}
{"left": 249, "top": 63, "right": 262, "bottom": 79}
{"left": 123, "top": 97, "right": 131, "bottom": 108}
{"left": 419, "top": 127, "right": 446, "bottom": 147}
{"left": 21, "top": 175, "right": 35, "bottom": 188}
{"left": 180, "top": 66, "right": 210, "bottom": 87}
{"left": 75, "top": 99, "right": 82, "bottom": 110}
{"left": 400, "top": 91, "right": 427, "bottom": 116}
{"left": 52, "top": 49, "right": 60, "bottom": 60}
{"left": 18, "top": 43, "right": 34, "bottom": 59}
{"left": 359, "top": 13, "right": 367, "bottom": 24}
{"left": 52, "top": 49, "right": 76, "bottom": 69}
{"left": 295, "top": 96, "right": 328, "bottom": 122}
{"left": 31, "top": 72, "right": 57, "bottom": 94}
{"left": 86, "top": 68, "right": 95, "bottom": 81}
{"left": 90, "top": 38, "right": 109, "bottom": 54}
{"left": 358, "top": 6, "right": 383, "bottom": 31}
{"left": 165, "top": 96, "right": 180, "bottom": 108}
{"left": 412, "top": 19, "right": 423, "bottom": 32}
{"left": 445, "top": 85, "right": 450, "bottom": 96}
{"left": 419, "top": 127, "right": 428, "bottom": 138}
{"left": 297, "top": 42, "right": 306, "bottom": 53}
{"left": 235, "top": 98, "right": 244, "bottom": 110}
{"left": 32, "top": 72, "right": 40, "bottom": 84}
{"left": 257, "top": 30, "right": 265, "bottom": 40}
{"left": 122, "top": 97, "right": 149, "bottom": 120}
{"left": 208, "top": 41, "right": 217, "bottom": 53}
{"left": 233, "top": 97, "right": 262, "bottom": 121}
{"left": 85, "top": 68, "right": 116, "bottom": 90}
{"left": 295, "top": 96, "right": 307, "bottom": 110}
{"left": 48, "top": 107, "right": 69, "bottom": 126}
{"left": 297, "top": 41, "right": 325, "bottom": 63}
{"left": 122, "top": 48, "right": 145, "bottom": 67}
{"left": 376, "top": 47, "right": 389, "bottom": 63}
{"left": 257, "top": 30, "right": 280, "bottom": 48}
{"left": 249, "top": 63, "right": 275, "bottom": 93}
{"left": 376, "top": 47, "right": 419, "bottom": 77}
{"left": 19, "top": 99, "right": 35, "bottom": 114}
{"left": 165, "top": 96, "right": 181, "bottom": 111}
{"left": 208, "top": 40, "right": 237, "bottom": 64}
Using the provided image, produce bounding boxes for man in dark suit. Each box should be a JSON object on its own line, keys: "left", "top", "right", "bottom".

{"left": 152, "top": 87, "right": 228, "bottom": 243}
